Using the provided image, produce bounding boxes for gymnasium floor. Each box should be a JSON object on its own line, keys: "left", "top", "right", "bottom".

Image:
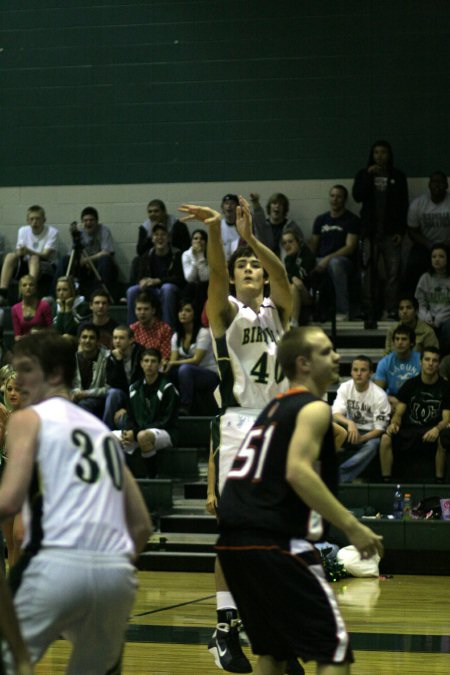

{"left": 35, "top": 570, "right": 450, "bottom": 674}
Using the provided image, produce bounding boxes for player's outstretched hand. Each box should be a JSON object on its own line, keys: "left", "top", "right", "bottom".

{"left": 346, "top": 520, "right": 384, "bottom": 560}
{"left": 235, "top": 195, "right": 253, "bottom": 242}
{"left": 179, "top": 204, "right": 221, "bottom": 227}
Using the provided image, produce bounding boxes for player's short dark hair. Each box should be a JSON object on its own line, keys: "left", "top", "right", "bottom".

{"left": 141, "top": 348, "right": 162, "bottom": 362}
{"left": 81, "top": 206, "right": 99, "bottom": 221}
{"left": 421, "top": 346, "right": 440, "bottom": 361}
{"left": 77, "top": 322, "right": 100, "bottom": 339}
{"left": 228, "top": 245, "right": 269, "bottom": 280}
{"left": 13, "top": 330, "right": 77, "bottom": 388}
{"left": 277, "top": 327, "right": 322, "bottom": 380}
{"left": 352, "top": 355, "right": 374, "bottom": 372}
{"left": 393, "top": 324, "right": 415, "bottom": 344}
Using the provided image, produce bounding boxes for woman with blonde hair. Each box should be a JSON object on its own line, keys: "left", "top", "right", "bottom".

{"left": 0, "top": 372, "right": 23, "bottom": 568}
{"left": 11, "top": 274, "right": 52, "bottom": 340}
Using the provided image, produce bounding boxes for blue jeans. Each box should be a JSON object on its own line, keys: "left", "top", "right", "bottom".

{"left": 339, "top": 437, "right": 380, "bottom": 483}
{"left": 318, "top": 256, "right": 353, "bottom": 315}
{"left": 103, "top": 388, "right": 127, "bottom": 430}
{"left": 170, "top": 364, "right": 219, "bottom": 411}
{"left": 127, "top": 283, "right": 179, "bottom": 328}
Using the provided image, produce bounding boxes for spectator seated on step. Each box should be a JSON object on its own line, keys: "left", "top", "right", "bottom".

{"left": 415, "top": 243, "right": 450, "bottom": 356}
{"left": 129, "top": 291, "right": 172, "bottom": 363}
{"left": 127, "top": 223, "right": 185, "bottom": 329}
{"left": 0, "top": 204, "right": 58, "bottom": 304}
{"left": 79, "top": 288, "right": 118, "bottom": 349}
{"left": 71, "top": 322, "right": 109, "bottom": 419}
{"left": 308, "top": 185, "right": 361, "bottom": 321}
{"left": 166, "top": 300, "right": 219, "bottom": 416}
{"left": 374, "top": 324, "right": 421, "bottom": 410}
{"left": 136, "top": 198, "right": 191, "bottom": 257}
{"left": 280, "top": 223, "right": 316, "bottom": 326}
{"left": 113, "top": 348, "right": 179, "bottom": 479}
{"left": 384, "top": 296, "right": 439, "bottom": 356}
{"left": 103, "top": 324, "right": 144, "bottom": 430}
{"left": 250, "top": 191, "right": 304, "bottom": 258}
{"left": 379, "top": 347, "right": 450, "bottom": 483}
{"left": 332, "top": 355, "right": 390, "bottom": 483}
{"left": 181, "top": 229, "right": 210, "bottom": 319}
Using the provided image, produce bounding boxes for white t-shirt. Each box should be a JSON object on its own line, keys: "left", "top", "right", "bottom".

{"left": 171, "top": 327, "right": 217, "bottom": 373}
{"left": 332, "top": 379, "right": 390, "bottom": 433}
{"left": 408, "top": 193, "right": 450, "bottom": 245}
{"left": 17, "top": 224, "right": 59, "bottom": 262}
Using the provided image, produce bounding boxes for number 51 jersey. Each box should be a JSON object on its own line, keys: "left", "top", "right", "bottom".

{"left": 213, "top": 296, "right": 287, "bottom": 410}
{"left": 218, "top": 388, "right": 338, "bottom": 540}
{"left": 22, "top": 397, "right": 134, "bottom": 556}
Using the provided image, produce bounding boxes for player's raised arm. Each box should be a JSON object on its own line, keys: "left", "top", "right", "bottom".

{"left": 179, "top": 204, "right": 236, "bottom": 336}
{"left": 235, "top": 196, "right": 292, "bottom": 328}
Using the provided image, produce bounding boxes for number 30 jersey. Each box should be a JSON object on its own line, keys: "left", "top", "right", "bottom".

{"left": 218, "top": 389, "right": 338, "bottom": 540}
{"left": 213, "top": 296, "right": 287, "bottom": 410}
{"left": 22, "top": 397, "right": 134, "bottom": 556}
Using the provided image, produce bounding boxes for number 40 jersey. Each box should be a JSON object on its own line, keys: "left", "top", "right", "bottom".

{"left": 22, "top": 397, "right": 134, "bottom": 556}
{"left": 212, "top": 296, "right": 287, "bottom": 411}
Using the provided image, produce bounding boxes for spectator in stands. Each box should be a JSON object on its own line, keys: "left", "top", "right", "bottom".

{"left": 353, "top": 140, "right": 409, "bottom": 321}
{"left": 127, "top": 223, "right": 185, "bottom": 328}
{"left": 51, "top": 275, "right": 89, "bottom": 337}
{"left": 332, "top": 355, "right": 390, "bottom": 482}
{"left": 71, "top": 322, "right": 109, "bottom": 418}
{"left": 415, "top": 243, "right": 450, "bottom": 355}
{"left": 379, "top": 347, "right": 450, "bottom": 482}
{"left": 384, "top": 296, "right": 439, "bottom": 355}
{"left": 219, "top": 194, "right": 241, "bottom": 260}
{"left": 103, "top": 325, "right": 144, "bottom": 430}
{"left": 181, "top": 229, "right": 209, "bottom": 318}
{"left": 0, "top": 372, "right": 22, "bottom": 568}
{"left": 404, "top": 171, "right": 450, "bottom": 292}
{"left": 114, "top": 348, "right": 179, "bottom": 478}
{"left": 80, "top": 289, "right": 118, "bottom": 348}
{"left": 57, "top": 206, "right": 116, "bottom": 299}
{"left": 374, "top": 325, "right": 421, "bottom": 408}
{"left": 130, "top": 291, "right": 172, "bottom": 362}
{"left": 167, "top": 300, "right": 219, "bottom": 415}
{"left": 309, "top": 185, "right": 361, "bottom": 321}
{"left": 0, "top": 205, "right": 58, "bottom": 305}
{"left": 250, "top": 191, "right": 303, "bottom": 257}
{"left": 280, "top": 223, "right": 316, "bottom": 325}
{"left": 137, "top": 198, "right": 191, "bottom": 255}
{"left": 11, "top": 275, "right": 52, "bottom": 340}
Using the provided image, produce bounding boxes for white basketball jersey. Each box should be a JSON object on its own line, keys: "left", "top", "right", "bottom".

{"left": 22, "top": 397, "right": 134, "bottom": 556}
{"left": 213, "top": 296, "right": 287, "bottom": 409}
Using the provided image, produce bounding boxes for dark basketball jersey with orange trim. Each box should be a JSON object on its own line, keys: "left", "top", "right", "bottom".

{"left": 218, "top": 388, "right": 337, "bottom": 540}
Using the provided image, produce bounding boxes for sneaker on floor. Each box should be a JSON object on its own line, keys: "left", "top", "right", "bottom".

{"left": 285, "top": 659, "right": 305, "bottom": 675}
{"left": 208, "top": 622, "right": 252, "bottom": 673}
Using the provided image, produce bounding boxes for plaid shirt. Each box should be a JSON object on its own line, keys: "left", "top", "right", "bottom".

{"left": 130, "top": 318, "right": 173, "bottom": 361}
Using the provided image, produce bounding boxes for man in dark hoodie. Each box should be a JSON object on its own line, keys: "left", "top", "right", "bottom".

{"left": 352, "top": 140, "right": 409, "bottom": 323}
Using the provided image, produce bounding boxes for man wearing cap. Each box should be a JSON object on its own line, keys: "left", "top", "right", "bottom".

{"left": 127, "top": 223, "right": 185, "bottom": 327}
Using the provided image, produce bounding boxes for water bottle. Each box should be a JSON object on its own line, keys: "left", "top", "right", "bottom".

{"left": 403, "top": 493, "right": 412, "bottom": 520}
{"left": 393, "top": 484, "right": 403, "bottom": 520}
